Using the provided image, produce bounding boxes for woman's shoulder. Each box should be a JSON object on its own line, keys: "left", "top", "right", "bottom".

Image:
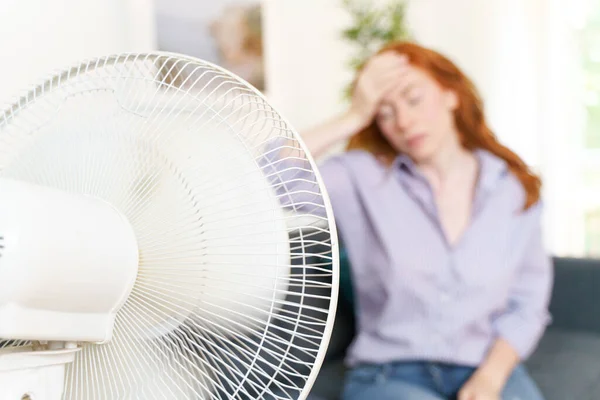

{"left": 476, "top": 149, "right": 541, "bottom": 214}
{"left": 316, "top": 149, "right": 389, "bottom": 200}
{"left": 322, "top": 149, "right": 388, "bottom": 176}
{"left": 498, "top": 170, "right": 546, "bottom": 226}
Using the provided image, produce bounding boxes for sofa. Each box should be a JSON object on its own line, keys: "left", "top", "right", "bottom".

{"left": 308, "top": 256, "right": 600, "bottom": 400}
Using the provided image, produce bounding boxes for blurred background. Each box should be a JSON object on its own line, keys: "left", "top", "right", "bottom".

{"left": 0, "top": 0, "right": 598, "bottom": 259}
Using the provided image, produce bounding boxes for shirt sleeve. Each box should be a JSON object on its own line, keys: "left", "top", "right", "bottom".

{"left": 258, "top": 137, "right": 355, "bottom": 219}
{"left": 492, "top": 202, "right": 554, "bottom": 360}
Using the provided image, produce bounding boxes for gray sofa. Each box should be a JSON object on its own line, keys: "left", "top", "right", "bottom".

{"left": 308, "top": 256, "right": 600, "bottom": 400}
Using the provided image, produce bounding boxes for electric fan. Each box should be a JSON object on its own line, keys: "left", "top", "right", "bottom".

{"left": 0, "top": 53, "right": 339, "bottom": 400}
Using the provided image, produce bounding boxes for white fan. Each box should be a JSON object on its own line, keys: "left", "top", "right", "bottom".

{"left": 0, "top": 53, "right": 339, "bottom": 400}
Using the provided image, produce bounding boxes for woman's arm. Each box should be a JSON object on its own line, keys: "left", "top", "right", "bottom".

{"left": 299, "top": 111, "right": 366, "bottom": 159}
{"left": 287, "top": 52, "right": 409, "bottom": 159}
{"left": 490, "top": 203, "right": 553, "bottom": 360}
{"left": 259, "top": 136, "right": 355, "bottom": 219}
{"left": 458, "top": 338, "right": 520, "bottom": 400}
{"left": 459, "top": 202, "right": 553, "bottom": 399}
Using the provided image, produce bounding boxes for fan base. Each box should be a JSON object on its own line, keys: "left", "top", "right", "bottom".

{"left": 0, "top": 342, "right": 79, "bottom": 400}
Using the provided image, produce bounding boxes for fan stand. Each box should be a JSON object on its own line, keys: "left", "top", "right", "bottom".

{"left": 0, "top": 341, "right": 80, "bottom": 400}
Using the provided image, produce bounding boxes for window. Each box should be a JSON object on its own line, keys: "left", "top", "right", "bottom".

{"left": 585, "top": 209, "right": 600, "bottom": 256}
{"left": 541, "top": 0, "right": 600, "bottom": 257}
{"left": 581, "top": 2, "right": 600, "bottom": 257}
{"left": 582, "top": 3, "right": 600, "bottom": 149}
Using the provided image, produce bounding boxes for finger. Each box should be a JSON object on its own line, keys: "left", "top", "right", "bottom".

{"left": 374, "top": 67, "right": 411, "bottom": 88}
{"left": 376, "top": 56, "right": 409, "bottom": 75}
{"left": 368, "top": 81, "right": 404, "bottom": 111}
{"left": 360, "top": 54, "right": 408, "bottom": 85}
{"left": 368, "top": 53, "right": 408, "bottom": 73}
{"left": 457, "top": 390, "right": 474, "bottom": 400}
{"left": 368, "top": 61, "right": 410, "bottom": 86}
{"left": 374, "top": 72, "right": 412, "bottom": 99}
{"left": 375, "top": 52, "right": 408, "bottom": 64}
{"left": 375, "top": 79, "right": 404, "bottom": 102}
{"left": 374, "top": 60, "right": 412, "bottom": 84}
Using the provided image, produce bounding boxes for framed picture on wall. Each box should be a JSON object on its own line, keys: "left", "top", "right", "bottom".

{"left": 155, "top": 0, "right": 265, "bottom": 92}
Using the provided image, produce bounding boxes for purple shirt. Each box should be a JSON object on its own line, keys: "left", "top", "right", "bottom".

{"left": 263, "top": 141, "right": 553, "bottom": 367}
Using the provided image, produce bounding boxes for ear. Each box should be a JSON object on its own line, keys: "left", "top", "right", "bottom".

{"left": 445, "top": 89, "right": 459, "bottom": 111}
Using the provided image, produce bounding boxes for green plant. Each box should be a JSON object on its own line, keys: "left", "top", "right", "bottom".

{"left": 340, "top": 0, "right": 411, "bottom": 100}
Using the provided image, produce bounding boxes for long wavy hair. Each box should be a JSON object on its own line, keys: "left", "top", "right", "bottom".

{"left": 346, "top": 41, "right": 541, "bottom": 210}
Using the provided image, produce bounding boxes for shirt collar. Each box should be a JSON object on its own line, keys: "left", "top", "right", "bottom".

{"left": 392, "top": 148, "right": 508, "bottom": 191}
{"left": 474, "top": 148, "right": 508, "bottom": 192}
{"left": 392, "top": 153, "right": 418, "bottom": 175}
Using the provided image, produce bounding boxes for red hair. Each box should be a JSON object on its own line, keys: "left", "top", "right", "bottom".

{"left": 346, "top": 41, "right": 541, "bottom": 210}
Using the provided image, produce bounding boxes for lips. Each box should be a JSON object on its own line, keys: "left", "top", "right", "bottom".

{"left": 406, "top": 134, "right": 426, "bottom": 148}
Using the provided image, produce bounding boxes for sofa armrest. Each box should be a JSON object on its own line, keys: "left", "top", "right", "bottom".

{"left": 549, "top": 257, "right": 600, "bottom": 335}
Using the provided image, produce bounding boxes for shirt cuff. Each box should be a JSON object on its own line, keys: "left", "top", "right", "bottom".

{"left": 493, "top": 310, "right": 551, "bottom": 359}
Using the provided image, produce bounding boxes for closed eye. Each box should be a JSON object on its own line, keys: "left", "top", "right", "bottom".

{"left": 377, "top": 105, "right": 395, "bottom": 120}
{"left": 407, "top": 94, "right": 421, "bottom": 106}
{"left": 404, "top": 86, "right": 422, "bottom": 106}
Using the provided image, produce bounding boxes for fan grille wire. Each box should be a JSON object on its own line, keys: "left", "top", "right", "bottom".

{"left": 0, "top": 53, "right": 339, "bottom": 400}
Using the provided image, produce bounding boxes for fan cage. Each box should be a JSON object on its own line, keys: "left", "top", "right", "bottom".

{"left": 0, "top": 52, "right": 339, "bottom": 400}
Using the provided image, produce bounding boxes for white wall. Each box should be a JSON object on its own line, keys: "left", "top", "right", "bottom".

{"left": 0, "top": 0, "right": 157, "bottom": 106}
{"left": 262, "top": 0, "right": 355, "bottom": 134}
{"left": 407, "top": 0, "right": 545, "bottom": 167}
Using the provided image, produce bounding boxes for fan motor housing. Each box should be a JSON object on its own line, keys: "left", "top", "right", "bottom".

{"left": 0, "top": 178, "right": 139, "bottom": 343}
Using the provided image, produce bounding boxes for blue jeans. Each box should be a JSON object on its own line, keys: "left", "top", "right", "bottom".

{"left": 342, "top": 361, "right": 545, "bottom": 400}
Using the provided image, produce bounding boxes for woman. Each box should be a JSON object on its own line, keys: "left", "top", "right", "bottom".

{"left": 264, "top": 41, "right": 553, "bottom": 400}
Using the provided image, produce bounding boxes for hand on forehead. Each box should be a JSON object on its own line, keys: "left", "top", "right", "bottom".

{"left": 377, "top": 55, "right": 423, "bottom": 104}
{"left": 350, "top": 50, "right": 428, "bottom": 123}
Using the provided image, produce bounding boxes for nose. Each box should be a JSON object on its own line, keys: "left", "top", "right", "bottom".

{"left": 396, "top": 106, "right": 415, "bottom": 133}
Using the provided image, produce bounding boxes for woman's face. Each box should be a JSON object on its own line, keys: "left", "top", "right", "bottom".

{"left": 375, "top": 63, "right": 459, "bottom": 163}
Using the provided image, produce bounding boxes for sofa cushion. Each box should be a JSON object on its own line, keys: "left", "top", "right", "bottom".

{"left": 310, "top": 329, "right": 600, "bottom": 400}
{"left": 549, "top": 257, "right": 600, "bottom": 335}
{"left": 309, "top": 359, "right": 346, "bottom": 400}
{"left": 526, "top": 328, "right": 600, "bottom": 400}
